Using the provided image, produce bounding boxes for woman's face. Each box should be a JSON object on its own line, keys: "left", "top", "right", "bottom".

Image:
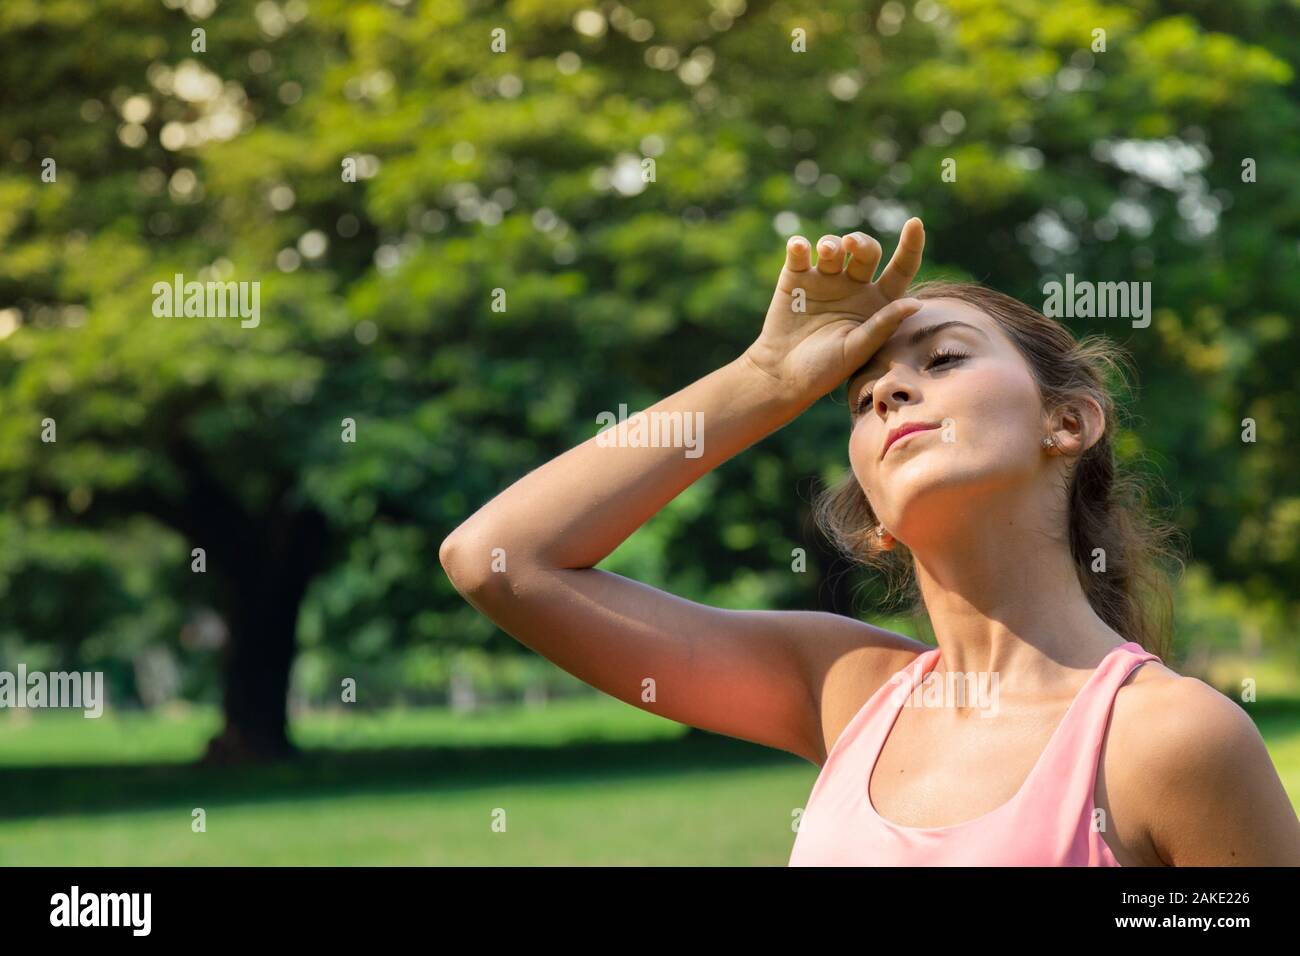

{"left": 846, "top": 298, "right": 1049, "bottom": 541}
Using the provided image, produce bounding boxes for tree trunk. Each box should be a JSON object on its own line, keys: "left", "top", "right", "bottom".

{"left": 201, "top": 583, "right": 302, "bottom": 765}
{"left": 200, "top": 507, "right": 328, "bottom": 766}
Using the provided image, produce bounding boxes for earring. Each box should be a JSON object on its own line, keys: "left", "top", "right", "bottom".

{"left": 875, "top": 526, "right": 887, "bottom": 538}
{"left": 1041, "top": 435, "right": 1056, "bottom": 449}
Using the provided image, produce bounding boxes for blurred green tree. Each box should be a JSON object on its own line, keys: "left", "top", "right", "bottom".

{"left": 1, "top": 0, "right": 1297, "bottom": 761}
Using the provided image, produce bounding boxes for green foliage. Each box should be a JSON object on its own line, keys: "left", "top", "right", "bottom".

{"left": 1, "top": 0, "right": 1298, "bottom": 703}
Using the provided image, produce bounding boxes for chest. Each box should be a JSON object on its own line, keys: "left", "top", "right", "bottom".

{"left": 858, "top": 696, "right": 1160, "bottom": 865}
{"left": 868, "top": 702, "right": 1068, "bottom": 827}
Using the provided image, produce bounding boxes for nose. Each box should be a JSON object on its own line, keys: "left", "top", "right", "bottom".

{"left": 871, "top": 364, "right": 917, "bottom": 416}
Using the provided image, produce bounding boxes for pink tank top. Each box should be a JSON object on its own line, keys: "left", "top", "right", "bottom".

{"left": 789, "top": 640, "right": 1160, "bottom": 866}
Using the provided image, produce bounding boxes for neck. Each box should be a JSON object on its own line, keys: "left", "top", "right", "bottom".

{"left": 903, "top": 489, "right": 1125, "bottom": 690}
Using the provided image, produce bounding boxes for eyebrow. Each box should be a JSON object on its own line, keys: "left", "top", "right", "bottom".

{"left": 847, "top": 320, "right": 991, "bottom": 393}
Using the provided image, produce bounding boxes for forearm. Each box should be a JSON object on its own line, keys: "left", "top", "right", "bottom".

{"left": 441, "top": 353, "right": 813, "bottom": 579}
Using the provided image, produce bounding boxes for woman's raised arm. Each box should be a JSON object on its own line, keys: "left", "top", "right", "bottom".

{"left": 439, "top": 223, "right": 927, "bottom": 762}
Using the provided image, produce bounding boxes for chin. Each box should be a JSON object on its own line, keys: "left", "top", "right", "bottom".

{"left": 862, "top": 447, "right": 1032, "bottom": 532}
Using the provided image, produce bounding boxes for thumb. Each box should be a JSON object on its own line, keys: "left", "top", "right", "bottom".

{"left": 843, "top": 298, "right": 922, "bottom": 370}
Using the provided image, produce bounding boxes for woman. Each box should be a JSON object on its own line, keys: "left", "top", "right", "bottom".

{"left": 439, "top": 219, "right": 1300, "bottom": 865}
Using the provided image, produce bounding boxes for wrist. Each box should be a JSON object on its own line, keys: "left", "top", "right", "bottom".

{"left": 733, "top": 350, "right": 816, "bottom": 416}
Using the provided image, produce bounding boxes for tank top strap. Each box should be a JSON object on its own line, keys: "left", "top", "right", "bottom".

{"left": 1020, "top": 641, "right": 1162, "bottom": 817}
{"left": 848, "top": 647, "right": 944, "bottom": 765}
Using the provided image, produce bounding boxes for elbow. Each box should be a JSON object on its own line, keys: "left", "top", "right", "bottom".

{"left": 441, "top": 520, "right": 557, "bottom": 600}
{"left": 439, "top": 526, "right": 525, "bottom": 597}
{"left": 439, "top": 530, "right": 490, "bottom": 595}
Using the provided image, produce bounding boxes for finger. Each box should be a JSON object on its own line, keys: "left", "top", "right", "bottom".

{"left": 843, "top": 232, "right": 882, "bottom": 283}
{"left": 815, "top": 234, "right": 844, "bottom": 275}
{"left": 876, "top": 217, "right": 925, "bottom": 299}
{"left": 843, "top": 297, "right": 923, "bottom": 370}
{"left": 784, "top": 235, "right": 812, "bottom": 273}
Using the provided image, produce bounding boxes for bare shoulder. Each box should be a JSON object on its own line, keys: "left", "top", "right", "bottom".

{"left": 790, "top": 612, "right": 930, "bottom": 766}
{"left": 1107, "top": 659, "right": 1300, "bottom": 865}
{"left": 1110, "top": 662, "right": 1268, "bottom": 782}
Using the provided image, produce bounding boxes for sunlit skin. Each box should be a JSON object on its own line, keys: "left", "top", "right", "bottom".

{"left": 814, "top": 248, "right": 1296, "bottom": 866}
{"left": 442, "top": 219, "right": 1300, "bottom": 866}
{"left": 843, "top": 297, "right": 1116, "bottom": 675}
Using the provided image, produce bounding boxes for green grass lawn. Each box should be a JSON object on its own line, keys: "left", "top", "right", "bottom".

{"left": 0, "top": 697, "right": 817, "bottom": 865}
{"left": 1, "top": 693, "right": 1298, "bottom": 865}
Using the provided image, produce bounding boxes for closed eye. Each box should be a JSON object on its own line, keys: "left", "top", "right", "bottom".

{"left": 853, "top": 347, "right": 971, "bottom": 414}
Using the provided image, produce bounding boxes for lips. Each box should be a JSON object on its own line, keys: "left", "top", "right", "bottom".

{"left": 881, "top": 421, "right": 940, "bottom": 459}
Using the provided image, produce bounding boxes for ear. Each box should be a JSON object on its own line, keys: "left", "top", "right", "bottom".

{"left": 1046, "top": 396, "right": 1105, "bottom": 456}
